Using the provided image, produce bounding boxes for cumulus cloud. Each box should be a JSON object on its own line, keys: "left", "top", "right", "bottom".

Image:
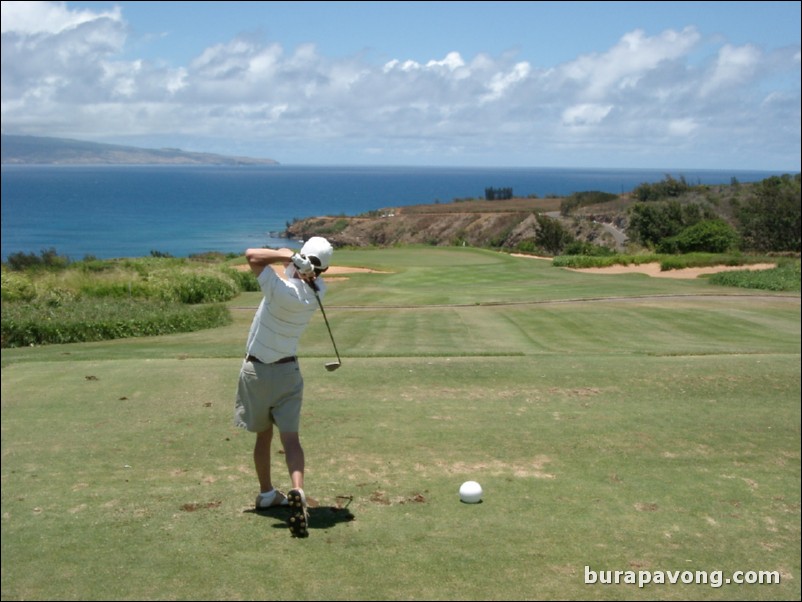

{"left": 0, "top": 0, "right": 122, "bottom": 35}
{"left": 1, "top": 1, "right": 799, "bottom": 168}
{"left": 700, "top": 43, "right": 761, "bottom": 97}
{"left": 667, "top": 118, "right": 699, "bottom": 137}
{"left": 559, "top": 27, "right": 702, "bottom": 101}
{"left": 562, "top": 103, "right": 614, "bottom": 127}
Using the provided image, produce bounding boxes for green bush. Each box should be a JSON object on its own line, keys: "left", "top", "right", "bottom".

{"left": 535, "top": 213, "right": 574, "bottom": 254}
{"left": 562, "top": 241, "right": 616, "bottom": 256}
{"left": 39, "top": 287, "right": 79, "bottom": 307}
{"left": 552, "top": 253, "right": 662, "bottom": 268}
{"left": 658, "top": 252, "right": 746, "bottom": 270}
{"left": 221, "top": 266, "right": 259, "bottom": 292}
{"left": 0, "top": 270, "right": 36, "bottom": 302}
{"left": 78, "top": 279, "right": 153, "bottom": 299}
{"left": 708, "top": 261, "right": 801, "bottom": 292}
{"left": 0, "top": 255, "right": 253, "bottom": 347}
{"left": 1, "top": 299, "right": 231, "bottom": 348}
{"left": 515, "top": 240, "right": 537, "bottom": 254}
{"left": 633, "top": 175, "right": 692, "bottom": 201}
{"left": 155, "top": 271, "right": 240, "bottom": 304}
{"left": 552, "top": 255, "right": 620, "bottom": 268}
{"left": 5, "top": 247, "right": 71, "bottom": 271}
{"left": 628, "top": 201, "right": 714, "bottom": 248}
{"left": 657, "top": 219, "right": 739, "bottom": 254}
{"left": 737, "top": 174, "right": 801, "bottom": 252}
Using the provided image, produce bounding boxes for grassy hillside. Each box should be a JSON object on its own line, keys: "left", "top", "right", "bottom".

{"left": 286, "top": 174, "right": 801, "bottom": 256}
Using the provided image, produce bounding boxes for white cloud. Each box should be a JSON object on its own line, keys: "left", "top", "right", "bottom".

{"left": 667, "top": 118, "right": 699, "bottom": 137}
{"left": 0, "top": 0, "right": 122, "bottom": 35}
{"left": 482, "top": 62, "right": 531, "bottom": 103}
{"left": 699, "top": 43, "right": 761, "bottom": 97}
{"left": 560, "top": 27, "right": 701, "bottom": 101}
{"left": 562, "top": 103, "right": 613, "bottom": 126}
{"left": 0, "top": 2, "right": 799, "bottom": 169}
{"left": 385, "top": 51, "right": 467, "bottom": 74}
{"left": 426, "top": 51, "right": 466, "bottom": 72}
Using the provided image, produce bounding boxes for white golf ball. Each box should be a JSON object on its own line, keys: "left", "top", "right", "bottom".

{"left": 459, "top": 480, "right": 483, "bottom": 503}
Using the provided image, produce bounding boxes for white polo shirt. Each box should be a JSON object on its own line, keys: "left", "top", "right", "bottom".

{"left": 244, "top": 266, "right": 326, "bottom": 363}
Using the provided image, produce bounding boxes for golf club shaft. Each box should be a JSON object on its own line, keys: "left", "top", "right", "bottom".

{"left": 310, "top": 281, "right": 342, "bottom": 364}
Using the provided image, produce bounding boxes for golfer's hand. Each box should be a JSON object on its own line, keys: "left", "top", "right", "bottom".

{"left": 291, "top": 253, "right": 315, "bottom": 277}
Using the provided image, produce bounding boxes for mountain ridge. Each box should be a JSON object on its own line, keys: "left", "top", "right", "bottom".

{"left": 1, "top": 134, "right": 279, "bottom": 166}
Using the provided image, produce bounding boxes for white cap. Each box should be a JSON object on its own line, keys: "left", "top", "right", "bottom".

{"left": 300, "top": 236, "right": 334, "bottom": 270}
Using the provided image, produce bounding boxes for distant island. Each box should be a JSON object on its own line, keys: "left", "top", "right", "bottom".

{"left": 0, "top": 134, "right": 279, "bottom": 166}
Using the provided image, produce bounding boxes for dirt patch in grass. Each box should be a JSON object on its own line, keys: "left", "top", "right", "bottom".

{"left": 429, "top": 457, "right": 556, "bottom": 480}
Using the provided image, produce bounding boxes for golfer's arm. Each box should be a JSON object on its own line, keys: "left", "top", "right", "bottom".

{"left": 245, "top": 248, "right": 294, "bottom": 276}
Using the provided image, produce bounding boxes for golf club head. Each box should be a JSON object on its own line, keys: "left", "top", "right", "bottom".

{"left": 325, "top": 361, "right": 341, "bottom": 372}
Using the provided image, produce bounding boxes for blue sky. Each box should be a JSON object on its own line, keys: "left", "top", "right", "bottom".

{"left": 2, "top": 1, "right": 800, "bottom": 170}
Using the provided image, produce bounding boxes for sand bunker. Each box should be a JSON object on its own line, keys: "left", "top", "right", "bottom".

{"left": 510, "top": 254, "right": 776, "bottom": 279}
{"left": 566, "top": 262, "right": 776, "bottom": 279}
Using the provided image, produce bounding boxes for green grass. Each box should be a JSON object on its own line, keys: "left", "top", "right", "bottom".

{"left": 2, "top": 247, "right": 800, "bottom": 601}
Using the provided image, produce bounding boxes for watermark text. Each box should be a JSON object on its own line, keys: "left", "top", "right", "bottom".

{"left": 584, "top": 566, "right": 781, "bottom": 589}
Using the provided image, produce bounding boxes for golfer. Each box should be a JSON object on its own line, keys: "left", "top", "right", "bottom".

{"left": 234, "top": 236, "right": 334, "bottom": 538}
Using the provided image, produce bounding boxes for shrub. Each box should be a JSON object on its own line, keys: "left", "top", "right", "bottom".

{"left": 657, "top": 219, "right": 739, "bottom": 254}
{"left": 552, "top": 255, "right": 622, "bottom": 268}
{"left": 78, "top": 279, "right": 153, "bottom": 299}
{"left": 1, "top": 270, "right": 36, "bottom": 302}
{"left": 0, "top": 256, "right": 245, "bottom": 347}
{"left": 628, "top": 201, "right": 715, "bottom": 248}
{"left": 485, "top": 187, "right": 513, "bottom": 200}
{"left": 515, "top": 240, "right": 537, "bottom": 254}
{"left": 535, "top": 214, "right": 574, "bottom": 255}
{"left": 708, "top": 261, "right": 800, "bottom": 292}
{"left": 5, "top": 247, "right": 71, "bottom": 271}
{"left": 222, "top": 266, "right": 259, "bottom": 292}
{"left": 736, "top": 174, "right": 801, "bottom": 252}
{"left": 1, "top": 299, "right": 232, "bottom": 348}
{"left": 39, "top": 287, "right": 80, "bottom": 307}
{"left": 633, "top": 175, "right": 692, "bottom": 201}
{"left": 563, "top": 241, "right": 616, "bottom": 256}
{"left": 154, "top": 271, "right": 241, "bottom": 304}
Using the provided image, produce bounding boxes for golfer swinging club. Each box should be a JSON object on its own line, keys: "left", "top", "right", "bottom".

{"left": 234, "top": 236, "right": 334, "bottom": 538}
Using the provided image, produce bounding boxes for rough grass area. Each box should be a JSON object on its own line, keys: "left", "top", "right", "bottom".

{"left": 1, "top": 257, "right": 252, "bottom": 347}
{"left": 708, "top": 261, "right": 801, "bottom": 291}
{"left": 1, "top": 299, "right": 231, "bottom": 347}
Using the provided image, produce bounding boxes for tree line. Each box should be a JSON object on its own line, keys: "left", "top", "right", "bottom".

{"left": 485, "top": 187, "right": 514, "bottom": 200}
{"left": 628, "top": 174, "right": 800, "bottom": 254}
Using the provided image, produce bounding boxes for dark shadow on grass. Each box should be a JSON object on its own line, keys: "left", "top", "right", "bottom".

{"left": 245, "top": 505, "right": 356, "bottom": 531}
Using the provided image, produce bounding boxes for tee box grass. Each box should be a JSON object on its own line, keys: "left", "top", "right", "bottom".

{"left": 2, "top": 247, "right": 800, "bottom": 601}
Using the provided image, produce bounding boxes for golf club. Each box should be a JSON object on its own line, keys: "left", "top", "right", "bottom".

{"left": 309, "top": 280, "right": 342, "bottom": 371}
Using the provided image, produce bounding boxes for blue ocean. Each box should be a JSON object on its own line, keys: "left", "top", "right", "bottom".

{"left": 0, "top": 164, "right": 788, "bottom": 261}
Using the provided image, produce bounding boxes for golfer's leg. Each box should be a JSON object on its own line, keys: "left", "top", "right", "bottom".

{"left": 254, "top": 426, "right": 274, "bottom": 493}
{"left": 279, "top": 431, "right": 305, "bottom": 490}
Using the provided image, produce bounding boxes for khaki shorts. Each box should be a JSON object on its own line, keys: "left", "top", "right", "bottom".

{"left": 234, "top": 359, "right": 304, "bottom": 433}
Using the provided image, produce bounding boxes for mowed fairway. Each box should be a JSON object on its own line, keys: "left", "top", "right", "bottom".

{"left": 2, "top": 247, "right": 800, "bottom": 601}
